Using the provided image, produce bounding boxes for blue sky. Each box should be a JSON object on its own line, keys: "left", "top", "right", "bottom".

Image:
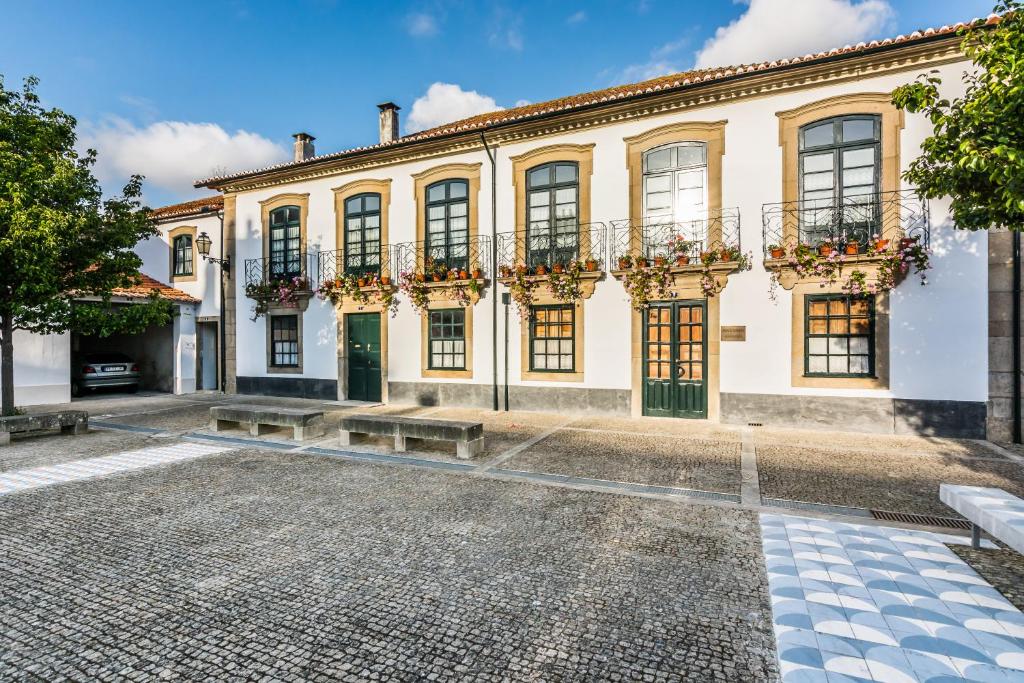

{"left": 0, "top": 0, "right": 994, "bottom": 206}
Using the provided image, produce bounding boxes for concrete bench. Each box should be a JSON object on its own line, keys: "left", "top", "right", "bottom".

{"left": 210, "top": 404, "right": 325, "bottom": 441}
{"left": 940, "top": 484, "right": 1024, "bottom": 554}
{"left": 339, "top": 414, "right": 484, "bottom": 460}
{"left": 0, "top": 411, "right": 88, "bottom": 446}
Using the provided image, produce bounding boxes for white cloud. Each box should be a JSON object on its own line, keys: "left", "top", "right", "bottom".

{"left": 81, "top": 119, "right": 287, "bottom": 200}
{"left": 488, "top": 7, "right": 523, "bottom": 50}
{"left": 694, "top": 0, "right": 894, "bottom": 69}
{"left": 404, "top": 12, "right": 438, "bottom": 37}
{"left": 567, "top": 10, "right": 586, "bottom": 24}
{"left": 406, "top": 83, "right": 504, "bottom": 133}
{"left": 612, "top": 37, "right": 690, "bottom": 84}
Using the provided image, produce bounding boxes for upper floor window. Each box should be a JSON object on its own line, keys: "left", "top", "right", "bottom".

{"left": 344, "top": 193, "right": 381, "bottom": 276}
{"left": 268, "top": 206, "right": 302, "bottom": 279}
{"left": 172, "top": 234, "right": 193, "bottom": 277}
{"left": 526, "top": 162, "right": 578, "bottom": 268}
{"left": 805, "top": 294, "right": 874, "bottom": 378}
{"left": 799, "top": 115, "right": 881, "bottom": 244}
{"left": 425, "top": 179, "right": 469, "bottom": 272}
{"left": 643, "top": 142, "right": 707, "bottom": 225}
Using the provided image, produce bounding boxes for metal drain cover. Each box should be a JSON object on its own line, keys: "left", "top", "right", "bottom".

{"left": 870, "top": 509, "right": 971, "bottom": 530}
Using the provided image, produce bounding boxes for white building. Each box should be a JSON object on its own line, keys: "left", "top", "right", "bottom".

{"left": 188, "top": 21, "right": 993, "bottom": 438}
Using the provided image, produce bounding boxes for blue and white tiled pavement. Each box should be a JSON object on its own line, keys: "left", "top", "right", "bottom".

{"left": 762, "top": 513, "right": 1024, "bottom": 682}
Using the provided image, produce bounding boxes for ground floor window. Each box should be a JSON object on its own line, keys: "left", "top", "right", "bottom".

{"left": 270, "top": 315, "right": 300, "bottom": 368}
{"left": 529, "top": 304, "right": 575, "bottom": 372}
{"left": 428, "top": 309, "right": 466, "bottom": 369}
{"left": 805, "top": 294, "right": 873, "bottom": 377}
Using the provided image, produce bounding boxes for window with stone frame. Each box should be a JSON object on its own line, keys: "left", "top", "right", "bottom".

{"left": 172, "top": 234, "right": 193, "bottom": 277}
{"left": 805, "top": 294, "right": 874, "bottom": 377}
{"left": 529, "top": 304, "right": 575, "bottom": 372}
{"left": 428, "top": 308, "right": 466, "bottom": 370}
{"left": 270, "top": 315, "right": 300, "bottom": 368}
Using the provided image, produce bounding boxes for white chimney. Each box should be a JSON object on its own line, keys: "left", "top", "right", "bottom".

{"left": 377, "top": 102, "right": 400, "bottom": 144}
{"left": 292, "top": 132, "right": 315, "bottom": 162}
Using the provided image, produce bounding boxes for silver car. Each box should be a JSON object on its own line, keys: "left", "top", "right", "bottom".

{"left": 72, "top": 352, "right": 141, "bottom": 396}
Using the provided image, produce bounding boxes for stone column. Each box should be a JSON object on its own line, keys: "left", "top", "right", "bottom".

{"left": 988, "top": 229, "right": 1023, "bottom": 442}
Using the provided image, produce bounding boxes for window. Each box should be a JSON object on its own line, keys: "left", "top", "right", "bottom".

{"left": 425, "top": 180, "right": 469, "bottom": 272}
{"left": 270, "top": 315, "right": 300, "bottom": 368}
{"left": 428, "top": 309, "right": 466, "bottom": 369}
{"left": 344, "top": 193, "right": 382, "bottom": 276}
{"left": 529, "top": 304, "right": 575, "bottom": 372}
{"left": 805, "top": 295, "right": 874, "bottom": 377}
{"left": 526, "top": 162, "right": 578, "bottom": 268}
{"left": 172, "top": 235, "right": 193, "bottom": 277}
{"left": 269, "top": 206, "right": 302, "bottom": 279}
{"left": 798, "top": 115, "right": 881, "bottom": 245}
{"left": 643, "top": 142, "right": 707, "bottom": 224}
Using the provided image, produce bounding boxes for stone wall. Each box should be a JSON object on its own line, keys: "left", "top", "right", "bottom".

{"left": 988, "top": 230, "right": 1023, "bottom": 443}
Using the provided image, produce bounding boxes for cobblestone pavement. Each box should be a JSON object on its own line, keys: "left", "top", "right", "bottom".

{"left": 0, "top": 446, "right": 779, "bottom": 682}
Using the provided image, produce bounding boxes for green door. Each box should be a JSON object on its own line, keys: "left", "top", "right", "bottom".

{"left": 346, "top": 313, "right": 381, "bottom": 402}
{"left": 642, "top": 301, "right": 707, "bottom": 418}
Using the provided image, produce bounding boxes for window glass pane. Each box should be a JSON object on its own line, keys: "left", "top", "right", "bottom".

{"left": 644, "top": 148, "right": 672, "bottom": 172}
{"left": 363, "top": 195, "right": 380, "bottom": 212}
{"left": 554, "top": 164, "right": 577, "bottom": 184}
{"left": 803, "top": 152, "right": 834, "bottom": 173}
{"left": 676, "top": 144, "right": 706, "bottom": 167}
{"left": 802, "top": 121, "right": 835, "bottom": 148}
{"left": 803, "top": 171, "right": 834, "bottom": 192}
{"left": 828, "top": 356, "right": 848, "bottom": 374}
{"left": 808, "top": 356, "right": 828, "bottom": 373}
{"left": 808, "top": 338, "right": 827, "bottom": 355}
{"left": 849, "top": 336, "right": 869, "bottom": 355}
{"left": 842, "top": 118, "right": 876, "bottom": 142}
{"left": 849, "top": 356, "right": 869, "bottom": 374}
{"left": 287, "top": 207, "right": 299, "bottom": 223}
{"left": 449, "top": 181, "right": 467, "bottom": 199}
{"left": 528, "top": 167, "right": 549, "bottom": 187}
{"left": 842, "top": 147, "right": 875, "bottom": 168}
{"left": 345, "top": 197, "right": 361, "bottom": 214}
{"left": 427, "top": 184, "right": 446, "bottom": 202}
{"left": 645, "top": 174, "right": 671, "bottom": 194}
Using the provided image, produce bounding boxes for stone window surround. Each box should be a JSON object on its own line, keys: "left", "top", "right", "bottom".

{"left": 333, "top": 179, "right": 392, "bottom": 279}
{"left": 411, "top": 162, "right": 482, "bottom": 270}
{"left": 266, "top": 312, "right": 303, "bottom": 375}
{"left": 167, "top": 225, "right": 198, "bottom": 283}
{"left": 258, "top": 193, "right": 310, "bottom": 267}
{"left": 623, "top": 120, "right": 727, "bottom": 420}
{"left": 420, "top": 304, "right": 474, "bottom": 380}
{"left": 520, "top": 295, "right": 585, "bottom": 383}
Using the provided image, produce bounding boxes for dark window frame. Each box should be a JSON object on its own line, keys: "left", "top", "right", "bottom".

{"left": 344, "top": 192, "right": 382, "bottom": 277}
{"left": 172, "top": 234, "right": 193, "bottom": 277}
{"left": 525, "top": 162, "right": 579, "bottom": 268}
{"left": 528, "top": 303, "right": 575, "bottom": 373}
{"left": 425, "top": 179, "right": 470, "bottom": 272}
{"left": 804, "top": 293, "right": 875, "bottom": 378}
{"left": 427, "top": 308, "right": 467, "bottom": 370}
{"left": 268, "top": 206, "right": 302, "bottom": 279}
{"left": 270, "top": 315, "right": 300, "bottom": 368}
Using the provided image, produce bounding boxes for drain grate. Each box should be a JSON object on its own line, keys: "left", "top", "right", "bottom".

{"left": 761, "top": 497, "right": 873, "bottom": 517}
{"left": 869, "top": 509, "right": 971, "bottom": 530}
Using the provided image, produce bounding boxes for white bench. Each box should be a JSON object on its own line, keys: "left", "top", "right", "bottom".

{"left": 940, "top": 484, "right": 1024, "bottom": 553}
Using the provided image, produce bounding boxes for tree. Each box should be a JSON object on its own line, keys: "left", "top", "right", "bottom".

{"left": 0, "top": 76, "right": 173, "bottom": 416}
{"left": 891, "top": 1, "right": 1023, "bottom": 231}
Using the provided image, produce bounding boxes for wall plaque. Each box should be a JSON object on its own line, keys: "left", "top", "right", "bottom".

{"left": 721, "top": 325, "right": 746, "bottom": 342}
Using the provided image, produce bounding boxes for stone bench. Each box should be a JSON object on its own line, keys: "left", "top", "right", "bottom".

{"left": 940, "top": 484, "right": 1024, "bottom": 554}
{"left": 0, "top": 411, "right": 88, "bottom": 446}
{"left": 210, "top": 404, "right": 325, "bottom": 441}
{"left": 339, "top": 414, "right": 484, "bottom": 460}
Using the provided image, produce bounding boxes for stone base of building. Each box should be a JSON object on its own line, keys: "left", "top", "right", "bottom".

{"left": 236, "top": 376, "right": 337, "bottom": 400}
{"left": 720, "top": 393, "right": 986, "bottom": 439}
{"left": 387, "top": 381, "right": 631, "bottom": 415}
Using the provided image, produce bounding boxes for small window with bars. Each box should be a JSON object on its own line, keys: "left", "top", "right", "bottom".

{"left": 173, "top": 235, "right": 193, "bottom": 277}
{"left": 805, "top": 294, "right": 874, "bottom": 377}
{"left": 428, "top": 309, "right": 466, "bottom": 370}
{"left": 270, "top": 315, "right": 300, "bottom": 368}
{"left": 529, "top": 304, "right": 574, "bottom": 372}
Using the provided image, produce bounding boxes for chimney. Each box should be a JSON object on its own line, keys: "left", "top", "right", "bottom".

{"left": 292, "top": 132, "right": 315, "bottom": 162}
{"left": 377, "top": 102, "right": 400, "bottom": 144}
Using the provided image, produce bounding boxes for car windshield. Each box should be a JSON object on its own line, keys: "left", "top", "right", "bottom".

{"left": 85, "top": 353, "right": 132, "bottom": 364}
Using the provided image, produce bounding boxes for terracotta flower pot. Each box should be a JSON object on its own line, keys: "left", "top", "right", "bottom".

{"left": 415, "top": 273, "right": 425, "bottom": 283}
{"left": 432, "top": 273, "right": 443, "bottom": 282}
{"left": 585, "top": 260, "right": 597, "bottom": 272}
{"left": 357, "top": 278, "right": 367, "bottom": 287}
{"left": 676, "top": 255, "right": 691, "bottom": 266}
{"left": 900, "top": 237, "right": 918, "bottom": 251}
{"left": 552, "top": 263, "right": 565, "bottom": 274}
{"left": 845, "top": 242, "right": 860, "bottom": 255}
{"left": 380, "top": 275, "right": 391, "bottom": 285}
{"left": 618, "top": 258, "right": 631, "bottom": 270}
{"left": 873, "top": 239, "right": 890, "bottom": 252}
{"left": 459, "top": 269, "right": 469, "bottom": 279}
{"left": 471, "top": 268, "right": 483, "bottom": 279}
{"left": 654, "top": 256, "right": 667, "bottom": 266}
{"left": 499, "top": 266, "right": 512, "bottom": 278}
{"left": 635, "top": 258, "right": 648, "bottom": 268}
{"left": 535, "top": 265, "right": 548, "bottom": 276}
{"left": 818, "top": 245, "right": 833, "bottom": 257}
{"left": 769, "top": 247, "right": 784, "bottom": 259}
{"left": 515, "top": 265, "right": 528, "bottom": 275}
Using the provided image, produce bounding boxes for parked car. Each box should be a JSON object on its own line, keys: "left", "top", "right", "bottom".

{"left": 72, "top": 352, "right": 141, "bottom": 396}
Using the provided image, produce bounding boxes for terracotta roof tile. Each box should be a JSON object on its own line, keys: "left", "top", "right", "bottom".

{"left": 195, "top": 14, "right": 999, "bottom": 188}
{"left": 149, "top": 195, "right": 223, "bottom": 220}
{"left": 113, "top": 273, "right": 199, "bottom": 304}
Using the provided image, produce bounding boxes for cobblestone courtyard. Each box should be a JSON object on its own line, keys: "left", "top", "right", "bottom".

{"left": 2, "top": 393, "right": 1024, "bottom": 681}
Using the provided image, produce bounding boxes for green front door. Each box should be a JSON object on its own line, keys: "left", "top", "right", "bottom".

{"left": 642, "top": 300, "right": 707, "bottom": 418}
{"left": 346, "top": 313, "right": 381, "bottom": 402}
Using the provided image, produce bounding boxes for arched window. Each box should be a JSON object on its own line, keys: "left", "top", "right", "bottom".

{"left": 526, "top": 161, "right": 578, "bottom": 268}
{"left": 344, "top": 193, "right": 381, "bottom": 276}
{"left": 268, "top": 205, "right": 301, "bottom": 278}
{"left": 798, "top": 115, "right": 881, "bottom": 244}
{"left": 172, "top": 234, "right": 193, "bottom": 277}
{"left": 425, "top": 179, "right": 469, "bottom": 272}
{"left": 642, "top": 142, "right": 707, "bottom": 224}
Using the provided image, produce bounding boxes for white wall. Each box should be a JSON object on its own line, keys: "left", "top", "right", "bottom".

{"left": 139, "top": 213, "right": 223, "bottom": 319}
{"left": 231, "top": 57, "right": 987, "bottom": 404}
{"left": 10, "top": 330, "right": 71, "bottom": 406}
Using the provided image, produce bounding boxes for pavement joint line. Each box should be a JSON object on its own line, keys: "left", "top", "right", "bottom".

{"left": 87, "top": 401, "right": 212, "bottom": 420}
{"left": 740, "top": 427, "right": 760, "bottom": 508}
{"left": 473, "top": 418, "right": 575, "bottom": 473}
{"left": 558, "top": 425, "right": 743, "bottom": 443}
{"left": 976, "top": 439, "right": 1024, "bottom": 465}
{"left": 90, "top": 422, "right": 164, "bottom": 435}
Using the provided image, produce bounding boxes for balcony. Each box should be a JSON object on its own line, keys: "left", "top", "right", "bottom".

{"left": 761, "top": 189, "right": 930, "bottom": 259}
{"left": 316, "top": 245, "right": 394, "bottom": 285}
{"left": 609, "top": 208, "right": 742, "bottom": 272}
{"left": 391, "top": 235, "right": 492, "bottom": 282}
{"left": 495, "top": 221, "right": 607, "bottom": 278}
{"left": 243, "top": 252, "right": 316, "bottom": 316}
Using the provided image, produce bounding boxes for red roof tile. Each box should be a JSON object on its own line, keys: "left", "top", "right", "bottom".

{"left": 113, "top": 273, "right": 199, "bottom": 303}
{"left": 149, "top": 195, "right": 223, "bottom": 220}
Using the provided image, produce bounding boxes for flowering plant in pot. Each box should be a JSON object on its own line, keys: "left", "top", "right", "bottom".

{"left": 548, "top": 260, "right": 583, "bottom": 302}
{"left": 666, "top": 234, "right": 694, "bottom": 265}
{"left": 507, "top": 266, "right": 536, "bottom": 318}
{"left": 622, "top": 261, "right": 671, "bottom": 311}
{"left": 499, "top": 265, "right": 513, "bottom": 278}
{"left": 767, "top": 243, "right": 785, "bottom": 259}
{"left": 818, "top": 239, "right": 836, "bottom": 257}
{"left": 471, "top": 266, "right": 483, "bottom": 279}
{"left": 247, "top": 275, "right": 309, "bottom": 319}
{"left": 617, "top": 253, "right": 633, "bottom": 271}
{"left": 398, "top": 270, "right": 430, "bottom": 316}
{"left": 584, "top": 258, "right": 598, "bottom": 272}
{"left": 844, "top": 240, "right": 860, "bottom": 255}
{"left": 534, "top": 264, "right": 548, "bottom": 276}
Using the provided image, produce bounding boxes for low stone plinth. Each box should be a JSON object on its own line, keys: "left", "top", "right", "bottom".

{"left": 339, "top": 414, "right": 484, "bottom": 460}
{"left": 0, "top": 410, "right": 89, "bottom": 446}
{"left": 210, "top": 404, "right": 325, "bottom": 441}
{"left": 940, "top": 484, "right": 1024, "bottom": 554}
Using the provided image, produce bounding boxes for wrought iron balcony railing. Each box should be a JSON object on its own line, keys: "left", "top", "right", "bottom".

{"left": 392, "top": 235, "right": 492, "bottom": 278}
{"left": 244, "top": 251, "right": 315, "bottom": 289}
{"left": 316, "top": 245, "right": 394, "bottom": 285}
{"left": 761, "top": 189, "right": 929, "bottom": 257}
{"left": 609, "top": 208, "right": 741, "bottom": 267}
{"left": 495, "top": 221, "right": 607, "bottom": 274}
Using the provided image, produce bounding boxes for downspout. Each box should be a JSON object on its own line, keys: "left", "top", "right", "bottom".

{"left": 1013, "top": 231, "right": 1021, "bottom": 443}
{"left": 219, "top": 210, "right": 227, "bottom": 394}
{"left": 481, "top": 130, "right": 499, "bottom": 411}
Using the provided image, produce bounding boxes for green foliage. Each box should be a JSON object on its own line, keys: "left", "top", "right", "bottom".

{"left": 891, "top": 2, "right": 1024, "bottom": 230}
{"left": 69, "top": 293, "right": 176, "bottom": 337}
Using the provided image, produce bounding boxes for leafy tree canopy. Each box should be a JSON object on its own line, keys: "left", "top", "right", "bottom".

{"left": 891, "top": 1, "right": 1023, "bottom": 231}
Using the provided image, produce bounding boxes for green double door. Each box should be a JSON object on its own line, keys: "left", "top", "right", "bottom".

{"left": 642, "top": 300, "right": 707, "bottom": 419}
{"left": 346, "top": 313, "right": 381, "bottom": 402}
